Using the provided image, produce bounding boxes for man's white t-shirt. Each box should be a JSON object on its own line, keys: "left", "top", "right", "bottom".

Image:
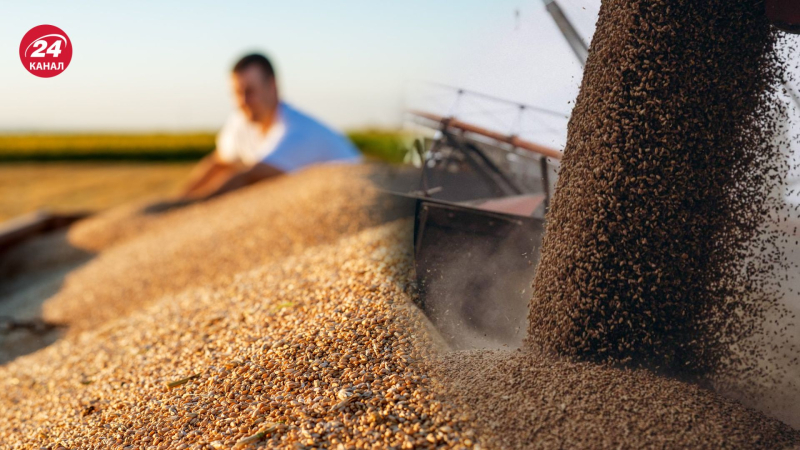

{"left": 216, "top": 102, "right": 361, "bottom": 172}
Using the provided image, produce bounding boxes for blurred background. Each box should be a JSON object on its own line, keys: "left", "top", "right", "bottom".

{"left": 0, "top": 0, "right": 600, "bottom": 221}
{"left": 1, "top": 0, "right": 798, "bottom": 222}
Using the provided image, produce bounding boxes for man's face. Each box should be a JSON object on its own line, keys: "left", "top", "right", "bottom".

{"left": 231, "top": 65, "right": 278, "bottom": 123}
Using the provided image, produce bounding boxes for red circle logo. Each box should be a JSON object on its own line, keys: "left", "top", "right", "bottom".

{"left": 19, "top": 25, "right": 72, "bottom": 78}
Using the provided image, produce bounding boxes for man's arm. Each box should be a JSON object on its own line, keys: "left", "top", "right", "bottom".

{"left": 180, "top": 152, "right": 240, "bottom": 199}
{"left": 181, "top": 158, "right": 283, "bottom": 201}
{"left": 143, "top": 155, "right": 283, "bottom": 215}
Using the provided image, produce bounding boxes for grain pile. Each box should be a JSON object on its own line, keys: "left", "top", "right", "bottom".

{"left": 1, "top": 163, "right": 798, "bottom": 449}
{"left": 528, "top": 0, "right": 795, "bottom": 379}
{"left": 433, "top": 349, "right": 800, "bottom": 449}
{"left": 37, "top": 164, "right": 404, "bottom": 333}
{"left": 0, "top": 222, "right": 477, "bottom": 449}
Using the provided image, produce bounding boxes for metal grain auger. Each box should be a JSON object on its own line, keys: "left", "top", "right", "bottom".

{"left": 387, "top": 87, "right": 564, "bottom": 349}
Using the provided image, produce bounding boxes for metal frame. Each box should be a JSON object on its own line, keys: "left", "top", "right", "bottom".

{"left": 412, "top": 110, "right": 559, "bottom": 207}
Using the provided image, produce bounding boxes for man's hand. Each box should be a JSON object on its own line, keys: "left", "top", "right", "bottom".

{"left": 203, "top": 162, "right": 283, "bottom": 198}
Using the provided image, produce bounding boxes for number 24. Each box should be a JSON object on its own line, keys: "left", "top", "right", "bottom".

{"left": 30, "top": 40, "right": 62, "bottom": 58}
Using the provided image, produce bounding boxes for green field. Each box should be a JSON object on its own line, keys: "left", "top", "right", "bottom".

{"left": 0, "top": 129, "right": 410, "bottom": 163}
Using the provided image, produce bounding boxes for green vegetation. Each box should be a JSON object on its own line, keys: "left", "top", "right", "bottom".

{"left": 347, "top": 129, "right": 410, "bottom": 164}
{"left": 0, "top": 130, "right": 409, "bottom": 163}
{"left": 0, "top": 133, "right": 216, "bottom": 162}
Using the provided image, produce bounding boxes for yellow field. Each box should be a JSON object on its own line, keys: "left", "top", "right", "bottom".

{"left": 0, "top": 163, "right": 193, "bottom": 222}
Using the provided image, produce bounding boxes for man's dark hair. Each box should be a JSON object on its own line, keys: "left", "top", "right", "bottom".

{"left": 232, "top": 53, "right": 275, "bottom": 80}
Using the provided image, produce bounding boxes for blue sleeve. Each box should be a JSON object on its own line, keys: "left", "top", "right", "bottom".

{"left": 262, "top": 128, "right": 361, "bottom": 173}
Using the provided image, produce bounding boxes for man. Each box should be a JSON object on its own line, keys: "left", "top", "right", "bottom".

{"left": 179, "top": 53, "right": 361, "bottom": 201}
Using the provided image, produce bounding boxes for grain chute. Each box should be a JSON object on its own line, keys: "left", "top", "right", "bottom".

{"left": 395, "top": 84, "right": 564, "bottom": 348}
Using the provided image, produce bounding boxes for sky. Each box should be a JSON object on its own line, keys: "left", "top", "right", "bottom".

{"left": 0, "top": 0, "right": 599, "bottom": 134}
{"left": 1, "top": 0, "right": 796, "bottom": 158}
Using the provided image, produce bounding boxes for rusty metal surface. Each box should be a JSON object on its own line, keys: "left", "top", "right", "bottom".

{"left": 0, "top": 210, "right": 91, "bottom": 254}
{"left": 0, "top": 315, "right": 63, "bottom": 335}
{"left": 411, "top": 197, "right": 543, "bottom": 348}
{"left": 409, "top": 110, "right": 563, "bottom": 160}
